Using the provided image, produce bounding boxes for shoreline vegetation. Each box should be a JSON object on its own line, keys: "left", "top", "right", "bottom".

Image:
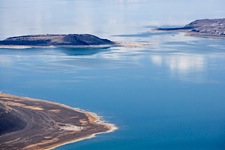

{"left": 156, "top": 18, "right": 225, "bottom": 39}
{"left": 0, "top": 93, "right": 117, "bottom": 150}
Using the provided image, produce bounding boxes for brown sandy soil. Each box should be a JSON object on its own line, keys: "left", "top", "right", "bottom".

{"left": 0, "top": 93, "right": 116, "bottom": 150}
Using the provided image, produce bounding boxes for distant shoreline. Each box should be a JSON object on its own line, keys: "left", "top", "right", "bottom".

{"left": 0, "top": 44, "right": 113, "bottom": 49}
{"left": 0, "top": 93, "right": 117, "bottom": 150}
{"left": 156, "top": 18, "right": 225, "bottom": 39}
{"left": 154, "top": 29, "right": 225, "bottom": 39}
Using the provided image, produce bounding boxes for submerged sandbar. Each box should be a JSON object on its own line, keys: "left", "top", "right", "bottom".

{"left": 0, "top": 93, "right": 116, "bottom": 150}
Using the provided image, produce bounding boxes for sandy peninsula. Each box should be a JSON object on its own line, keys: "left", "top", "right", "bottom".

{"left": 0, "top": 93, "right": 117, "bottom": 150}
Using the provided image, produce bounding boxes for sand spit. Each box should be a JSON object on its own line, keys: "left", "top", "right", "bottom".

{"left": 115, "top": 41, "right": 155, "bottom": 48}
{"left": 0, "top": 93, "right": 117, "bottom": 150}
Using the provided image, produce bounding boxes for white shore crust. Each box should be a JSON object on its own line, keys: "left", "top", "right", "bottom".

{"left": 115, "top": 41, "right": 155, "bottom": 48}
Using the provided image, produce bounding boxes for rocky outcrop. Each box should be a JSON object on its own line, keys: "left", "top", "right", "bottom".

{"left": 0, "top": 34, "right": 115, "bottom": 47}
{"left": 157, "top": 18, "right": 225, "bottom": 38}
{"left": 185, "top": 19, "right": 225, "bottom": 36}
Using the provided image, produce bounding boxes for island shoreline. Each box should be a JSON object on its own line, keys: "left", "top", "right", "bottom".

{"left": 0, "top": 44, "right": 114, "bottom": 49}
{"left": 0, "top": 93, "right": 117, "bottom": 150}
{"left": 49, "top": 120, "right": 117, "bottom": 150}
{"left": 156, "top": 18, "right": 225, "bottom": 39}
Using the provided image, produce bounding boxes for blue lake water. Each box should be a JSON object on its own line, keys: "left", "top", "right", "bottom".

{"left": 1, "top": 0, "right": 225, "bottom": 149}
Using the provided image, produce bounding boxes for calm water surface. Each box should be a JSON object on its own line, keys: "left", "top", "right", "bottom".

{"left": 0, "top": 0, "right": 225, "bottom": 150}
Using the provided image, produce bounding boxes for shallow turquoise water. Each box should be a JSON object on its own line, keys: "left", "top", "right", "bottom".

{"left": 1, "top": 0, "right": 225, "bottom": 150}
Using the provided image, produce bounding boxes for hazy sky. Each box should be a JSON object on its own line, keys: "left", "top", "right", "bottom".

{"left": 0, "top": 0, "right": 225, "bottom": 39}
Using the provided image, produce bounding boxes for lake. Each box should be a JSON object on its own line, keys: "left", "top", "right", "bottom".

{"left": 0, "top": 0, "right": 225, "bottom": 149}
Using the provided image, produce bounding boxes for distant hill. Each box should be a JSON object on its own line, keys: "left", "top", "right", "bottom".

{"left": 157, "top": 18, "right": 225, "bottom": 38}
{"left": 0, "top": 34, "right": 115, "bottom": 48}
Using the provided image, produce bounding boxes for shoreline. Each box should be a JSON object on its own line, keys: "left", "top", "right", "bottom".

{"left": 46, "top": 106, "right": 117, "bottom": 150}
{"left": 153, "top": 29, "right": 225, "bottom": 39}
{"left": 49, "top": 119, "right": 117, "bottom": 150}
{"left": 0, "top": 93, "right": 117, "bottom": 150}
{"left": 0, "top": 44, "right": 114, "bottom": 49}
{"left": 155, "top": 18, "right": 225, "bottom": 39}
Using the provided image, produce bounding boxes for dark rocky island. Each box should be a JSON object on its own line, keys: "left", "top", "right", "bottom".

{"left": 0, "top": 34, "right": 115, "bottom": 48}
{"left": 0, "top": 93, "right": 116, "bottom": 150}
{"left": 157, "top": 18, "right": 225, "bottom": 38}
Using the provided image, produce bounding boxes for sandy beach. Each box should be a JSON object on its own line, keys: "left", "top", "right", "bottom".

{"left": 0, "top": 93, "right": 117, "bottom": 150}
